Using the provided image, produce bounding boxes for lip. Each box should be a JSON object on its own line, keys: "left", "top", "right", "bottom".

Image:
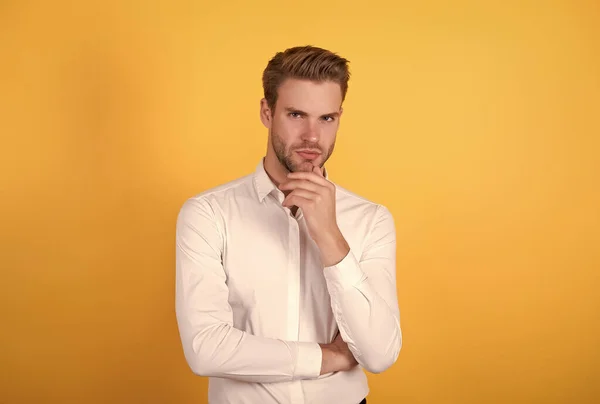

{"left": 296, "top": 150, "right": 321, "bottom": 160}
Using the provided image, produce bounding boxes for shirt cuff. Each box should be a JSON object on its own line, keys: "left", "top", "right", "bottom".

{"left": 293, "top": 342, "right": 322, "bottom": 379}
{"left": 323, "top": 250, "right": 366, "bottom": 291}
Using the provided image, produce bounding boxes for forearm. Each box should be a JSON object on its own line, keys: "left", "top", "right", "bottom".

{"left": 325, "top": 261, "right": 402, "bottom": 374}
{"left": 177, "top": 318, "right": 322, "bottom": 383}
{"left": 176, "top": 198, "right": 323, "bottom": 383}
{"left": 319, "top": 207, "right": 402, "bottom": 374}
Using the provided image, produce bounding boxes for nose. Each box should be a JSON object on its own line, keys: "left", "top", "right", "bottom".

{"left": 301, "top": 119, "right": 320, "bottom": 143}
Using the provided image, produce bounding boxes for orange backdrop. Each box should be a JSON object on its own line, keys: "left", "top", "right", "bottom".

{"left": 1, "top": 1, "right": 599, "bottom": 403}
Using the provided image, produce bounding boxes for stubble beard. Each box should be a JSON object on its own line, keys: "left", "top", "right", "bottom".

{"left": 270, "top": 129, "right": 335, "bottom": 173}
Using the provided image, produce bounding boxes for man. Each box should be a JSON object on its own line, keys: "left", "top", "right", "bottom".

{"left": 175, "top": 45, "right": 402, "bottom": 404}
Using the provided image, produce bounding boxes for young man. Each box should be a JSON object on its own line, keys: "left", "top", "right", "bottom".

{"left": 175, "top": 45, "right": 402, "bottom": 404}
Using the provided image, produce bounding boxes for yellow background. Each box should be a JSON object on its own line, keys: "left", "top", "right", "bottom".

{"left": 1, "top": 1, "right": 599, "bottom": 403}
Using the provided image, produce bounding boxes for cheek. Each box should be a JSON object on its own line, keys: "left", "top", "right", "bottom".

{"left": 274, "top": 120, "right": 300, "bottom": 142}
{"left": 321, "top": 125, "right": 338, "bottom": 143}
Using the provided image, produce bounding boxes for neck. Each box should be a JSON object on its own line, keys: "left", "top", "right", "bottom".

{"left": 263, "top": 148, "right": 290, "bottom": 188}
{"left": 263, "top": 153, "right": 296, "bottom": 214}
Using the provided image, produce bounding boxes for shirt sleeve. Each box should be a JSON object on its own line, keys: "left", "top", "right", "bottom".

{"left": 323, "top": 204, "right": 402, "bottom": 374}
{"left": 175, "top": 197, "right": 322, "bottom": 383}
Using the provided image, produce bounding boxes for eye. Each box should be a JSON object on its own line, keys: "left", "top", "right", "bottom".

{"left": 322, "top": 116, "right": 335, "bottom": 122}
{"left": 289, "top": 112, "right": 302, "bottom": 118}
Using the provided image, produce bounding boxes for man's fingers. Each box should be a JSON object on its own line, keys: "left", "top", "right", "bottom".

{"left": 282, "top": 194, "right": 313, "bottom": 209}
{"left": 286, "top": 171, "right": 330, "bottom": 187}
{"left": 282, "top": 188, "right": 318, "bottom": 206}
{"left": 279, "top": 179, "right": 322, "bottom": 193}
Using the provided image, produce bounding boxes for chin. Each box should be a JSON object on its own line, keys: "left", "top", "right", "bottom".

{"left": 294, "top": 160, "right": 320, "bottom": 172}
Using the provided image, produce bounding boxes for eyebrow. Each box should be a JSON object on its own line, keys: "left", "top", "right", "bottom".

{"left": 284, "top": 107, "right": 340, "bottom": 118}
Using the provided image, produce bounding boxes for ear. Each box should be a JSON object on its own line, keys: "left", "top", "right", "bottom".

{"left": 260, "top": 98, "right": 272, "bottom": 129}
{"left": 339, "top": 106, "right": 344, "bottom": 116}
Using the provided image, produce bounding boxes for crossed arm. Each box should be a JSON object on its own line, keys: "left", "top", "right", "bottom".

{"left": 175, "top": 197, "right": 402, "bottom": 382}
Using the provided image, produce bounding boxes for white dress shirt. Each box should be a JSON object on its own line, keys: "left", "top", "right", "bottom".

{"left": 175, "top": 158, "right": 402, "bottom": 404}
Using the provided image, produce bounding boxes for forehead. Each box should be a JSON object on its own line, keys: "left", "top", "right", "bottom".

{"left": 276, "top": 78, "right": 342, "bottom": 113}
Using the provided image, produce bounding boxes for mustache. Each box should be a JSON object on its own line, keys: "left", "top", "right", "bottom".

{"left": 292, "top": 143, "right": 322, "bottom": 152}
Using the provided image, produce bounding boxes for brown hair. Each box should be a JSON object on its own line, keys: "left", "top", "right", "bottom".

{"left": 262, "top": 45, "right": 350, "bottom": 111}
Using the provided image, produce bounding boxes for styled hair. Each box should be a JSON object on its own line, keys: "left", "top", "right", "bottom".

{"left": 262, "top": 45, "right": 350, "bottom": 111}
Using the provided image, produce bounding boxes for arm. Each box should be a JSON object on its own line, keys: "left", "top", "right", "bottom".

{"left": 319, "top": 204, "right": 402, "bottom": 374}
{"left": 175, "top": 197, "right": 323, "bottom": 383}
{"left": 319, "top": 331, "right": 360, "bottom": 375}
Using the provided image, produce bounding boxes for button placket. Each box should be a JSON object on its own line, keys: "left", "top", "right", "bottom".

{"left": 287, "top": 214, "right": 300, "bottom": 341}
{"left": 288, "top": 206, "right": 305, "bottom": 403}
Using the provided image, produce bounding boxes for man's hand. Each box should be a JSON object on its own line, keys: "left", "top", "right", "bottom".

{"left": 319, "top": 332, "right": 359, "bottom": 375}
{"left": 279, "top": 165, "right": 350, "bottom": 267}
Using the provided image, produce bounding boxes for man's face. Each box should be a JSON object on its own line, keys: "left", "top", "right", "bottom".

{"left": 263, "top": 78, "right": 343, "bottom": 173}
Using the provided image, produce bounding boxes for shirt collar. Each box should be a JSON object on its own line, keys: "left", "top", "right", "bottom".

{"left": 253, "top": 157, "right": 329, "bottom": 202}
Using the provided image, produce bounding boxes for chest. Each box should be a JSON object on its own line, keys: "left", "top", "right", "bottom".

{"left": 221, "top": 206, "right": 327, "bottom": 307}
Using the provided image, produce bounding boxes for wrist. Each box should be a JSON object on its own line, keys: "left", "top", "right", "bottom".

{"left": 316, "top": 228, "right": 350, "bottom": 267}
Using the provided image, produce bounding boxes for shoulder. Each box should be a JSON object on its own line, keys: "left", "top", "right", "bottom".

{"left": 333, "top": 182, "right": 396, "bottom": 243}
{"left": 177, "top": 172, "right": 255, "bottom": 224}
{"left": 334, "top": 183, "right": 393, "bottom": 219}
